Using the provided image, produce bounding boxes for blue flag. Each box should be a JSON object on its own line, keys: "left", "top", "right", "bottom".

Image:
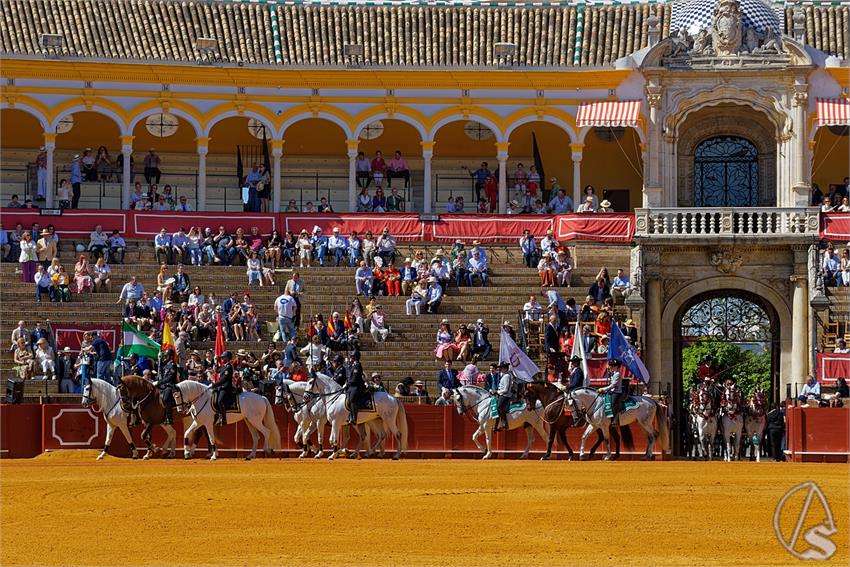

{"left": 608, "top": 322, "right": 650, "bottom": 384}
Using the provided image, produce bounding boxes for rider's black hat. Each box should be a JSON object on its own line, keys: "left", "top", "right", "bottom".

{"left": 569, "top": 355, "right": 582, "bottom": 363}
{"left": 703, "top": 354, "right": 712, "bottom": 362}
{"left": 608, "top": 359, "right": 622, "bottom": 367}
{"left": 333, "top": 354, "right": 344, "bottom": 363}
{"left": 221, "top": 350, "right": 233, "bottom": 360}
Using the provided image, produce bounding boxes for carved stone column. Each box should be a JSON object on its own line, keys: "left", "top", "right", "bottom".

{"left": 644, "top": 82, "right": 664, "bottom": 208}
{"left": 790, "top": 274, "right": 809, "bottom": 387}
{"left": 791, "top": 81, "right": 810, "bottom": 206}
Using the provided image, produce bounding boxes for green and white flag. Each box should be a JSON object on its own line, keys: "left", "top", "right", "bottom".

{"left": 120, "top": 321, "right": 160, "bottom": 360}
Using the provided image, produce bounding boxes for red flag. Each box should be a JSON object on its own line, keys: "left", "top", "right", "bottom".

{"left": 214, "top": 311, "right": 226, "bottom": 377}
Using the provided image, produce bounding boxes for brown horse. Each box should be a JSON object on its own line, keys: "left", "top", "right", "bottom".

{"left": 117, "top": 375, "right": 179, "bottom": 458}
{"left": 522, "top": 381, "right": 620, "bottom": 460}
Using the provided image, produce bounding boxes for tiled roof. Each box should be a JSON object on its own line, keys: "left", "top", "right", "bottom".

{"left": 0, "top": 1, "right": 846, "bottom": 68}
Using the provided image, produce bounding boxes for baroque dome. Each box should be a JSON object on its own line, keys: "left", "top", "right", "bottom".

{"left": 671, "top": 0, "right": 784, "bottom": 35}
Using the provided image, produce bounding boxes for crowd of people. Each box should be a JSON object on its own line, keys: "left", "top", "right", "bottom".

{"left": 821, "top": 240, "right": 850, "bottom": 288}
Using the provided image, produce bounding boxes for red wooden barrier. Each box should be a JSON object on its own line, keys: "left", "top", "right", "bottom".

{"left": 0, "top": 404, "right": 42, "bottom": 458}
{"left": 785, "top": 406, "right": 850, "bottom": 463}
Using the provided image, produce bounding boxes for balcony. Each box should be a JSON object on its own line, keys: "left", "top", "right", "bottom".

{"left": 634, "top": 208, "right": 821, "bottom": 239}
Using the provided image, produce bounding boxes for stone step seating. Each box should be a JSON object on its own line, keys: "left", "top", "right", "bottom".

{"left": 2, "top": 242, "right": 631, "bottom": 390}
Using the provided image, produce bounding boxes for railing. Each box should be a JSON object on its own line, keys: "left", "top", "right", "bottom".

{"left": 434, "top": 175, "right": 478, "bottom": 211}
{"left": 634, "top": 207, "right": 821, "bottom": 237}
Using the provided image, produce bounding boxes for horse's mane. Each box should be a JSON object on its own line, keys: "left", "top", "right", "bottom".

{"left": 120, "top": 375, "right": 156, "bottom": 396}
{"left": 311, "top": 372, "right": 340, "bottom": 392}
{"left": 177, "top": 380, "right": 211, "bottom": 395}
{"left": 458, "top": 384, "right": 488, "bottom": 393}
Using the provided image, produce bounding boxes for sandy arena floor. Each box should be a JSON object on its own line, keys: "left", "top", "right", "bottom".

{"left": 1, "top": 451, "right": 847, "bottom": 566}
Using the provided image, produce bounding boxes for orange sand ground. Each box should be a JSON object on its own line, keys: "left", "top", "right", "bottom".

{"left": 1, "top": 451, "right": 847, "bottom": 566}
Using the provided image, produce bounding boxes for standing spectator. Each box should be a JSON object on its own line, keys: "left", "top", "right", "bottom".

{"left": 19, "top": 231, "right": 37, "bottom": 283}
{"left": 144, "top": 148, "right": 162, "bottom": 185}
{"left": 57, "top": 347, "right": 78, "bottom": 393}
{"left": 35, "top": 147, "right": 48, "bottom": 201}
{"left": 463, "top": 162, "right": 491, "bottom": 204}
{"left": 387, "top": 150, "right": 410, "bottom": 191}
{"left": 36, "top": 229, "right": 57, "bottom": 268}
{"left": 370, "top": 305, "right": 390, "bottom": 343}
{"left": 355, "top": 151, "right": 371, "bottom": 190}
{"left": 371, "top": 150, "right": 386, "bottom": 190}
{"left": 95, "top": 146, "right": 113, "bottom": 181}
{"left": 108, "top": 230, "right": 126, "bottom": 264}
{"left": 115, "top": 151, "right": 134, "bottom": 184}
{"left": 154, "top": 228, "right": 172, "bottom": 265}
{"left": 90, "top": 331, "right": 114, "bottom": 384}
{"left": 582, "top": 185, "right": 600, "bottom": 211}
{"left": 70, "top": 155, "right": 82, "bottom": 209}
{"left": 274, "top": 290, "right": 297, "bottom": 341}
{"left": 519, "top": 230, "right": 538, "bottom": 268}
{"left": 88, "top": 225, "right": 110, "bottom": 260}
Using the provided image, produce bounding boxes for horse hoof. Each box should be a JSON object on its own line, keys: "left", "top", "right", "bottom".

{"left": 314, "top": 452, "right": 323, "bottom": 459}
{"left": 518, "top": 454, "right": 529, "bottom": 460}
{"left": 143, "top": 453, "right": 151, "bottom": 460}
{"left": 131, "top": 453, "right": 139, "bottom": 460}
{"left": 265, "top": 450, "right": 274, "bottom": 457}
{"left": 96, "top": 453, "right": 105, "bottom": 461}
{"left": 184, "top": 453, "right": 191, "bottom": 460}
{"left": 327, "top": 454, "right": 336, "bottom": 461}
{"left": 392, "top": 455, "right": 400, "bottom": 461}
{"left": 540, "top": 455, "right": 550, "bottom": 461}
{"left": 244, "top": 455, "right": 253, "bottom": 462}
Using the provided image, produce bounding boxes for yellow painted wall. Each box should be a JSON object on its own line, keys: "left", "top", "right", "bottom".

{"left": 812, "top": 128, "right": 850, "bottom": 192}
{"left": 0, "top": 109, "right": 43, "bottom": 149}
{"left": 208, "top": 117, "right": 272, "bottom": 154}
{"left": 282, "top": 119, "right": 347, "bottom": 155}
{"left": 507, "top": 122, "right": 574, "bottom": 192}
{"left": 132, "top": 117, "right": 198, "bottom": 153}
{"left": 434, "top": 121, "right": 497, "bottom": 157}
{"left": 581, "top": 128, "right": 643, "bottom": 211}
{"left": 54, "top": 112, "right": 122, "bottom": 150}
{"left": 357, "top": 120, "right": 422, "bottom": 157}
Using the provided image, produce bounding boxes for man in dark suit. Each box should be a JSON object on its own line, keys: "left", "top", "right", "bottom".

{"left": 171, "top": 264, "right": 191, "bottom": 302}
{"left": 471, "top": 319, "right": 492, "bottom": 362}
{"left": 437, "top": 360, "right": 460, "bottom": 394}
{"left": 545, "top": 315, "right": 562, "bottom": 381}
{"left": 567, "top": 355, "right": 584, "bottom": 390}
{"left": 483, "top": 363, "right": 500, "bottom": 393}
{"left": 345, "top": 352, "right": 366, "bottom": 424}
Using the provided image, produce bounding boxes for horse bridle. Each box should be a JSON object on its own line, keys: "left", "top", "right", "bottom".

{"left": 82, "top": 383, "right": 121, "bottom": 416}
{"left": 568, "top": 388, "right": 602, "bottom": 423}
{"left": 173, "top": 387, "right": 208, "bottom": 416}
{"left": 277, "top": 382, "right": 316, "bottom": 412}
{"left": 454, "top": 387, "right": 493, "bottom": 423}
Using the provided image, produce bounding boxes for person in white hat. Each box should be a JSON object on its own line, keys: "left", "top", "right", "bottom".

{"left": 425, "top": 276, "right": 443, "bottom": 314}
{"left": 34, "top": 337, "right": 55, "bottom": 379}
{"left": 57, "top": 346, "right": 78, "bottom": 393}
{"left": 35, "top": 146, "right": 48, "bottom": 201}
{"left": 577, "top": 195, "right": 596, "bottom": 213}
{"left": 311, "top": 226, "right": 328, "bottom": 266}
{"left": 471, "top": 319, "right": 492, "bottom": 361}
{"left": 405, "top": 278, "right": 428, "bottom": 316}
{"left": 598, "top": 200, "right": 614, "bottom": 213}
{"left": 327, "top": 226, "right": 348, "bottom": 267}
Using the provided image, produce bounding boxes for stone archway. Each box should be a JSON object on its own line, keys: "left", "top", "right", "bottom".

{"left": 677, "top": 103, "right": 777, "bottom": 207}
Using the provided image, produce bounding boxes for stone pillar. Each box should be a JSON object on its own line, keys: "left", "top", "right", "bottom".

{"left": 346, "top": 139, "right": 359, "bottom": 213}
{"left": 43, "top": 133, "right": 56, "bottom": 208}
{"left": 195, "top": 137, "right": 209, "bottom": 211}
{"left": 496, "top": 141, "right": 509, "bottom": 214}
{"left": 421, "top": 141, "right": 435, "bottom": 214}
{"left": 120, "top": 135, "right": 134, "bottom": 209}
{"left": 644, "top": 84, "right": 665, "bottom": 207}
{"left": 791, "top": 275, "right": 809, "bottom": 386}
{"left": 272, "top": 140, "right": 284, "bottom": 213}
{"left": 645, "top": 278, "right": 663, "bottom": 382}
{"left": 569, "top": 143, "right": 584, "bottom": 207}
{"left": 790, "top": 82, "right": 810, "bottom": 207}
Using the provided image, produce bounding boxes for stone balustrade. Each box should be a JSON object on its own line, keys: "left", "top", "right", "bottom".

{"left": 634, "top": 207, "right": 821, "bottom": 238}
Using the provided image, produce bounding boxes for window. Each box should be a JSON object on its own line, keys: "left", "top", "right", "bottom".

{"left": 694, "top": 136, "right": 759, "bottom": 207}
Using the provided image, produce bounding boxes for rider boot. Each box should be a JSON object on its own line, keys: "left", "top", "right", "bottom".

{"left": 347, "top": 409, "right": 358, "bottom": 425}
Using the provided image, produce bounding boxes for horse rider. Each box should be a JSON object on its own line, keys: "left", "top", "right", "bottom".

{"left": 698, "top": 354, "right": 718, "bottom": 385}
{"left": 212, "top": 351, "right": 237, "bottom": 426}
{"left": 153, "top": 350, "right": 178, "bottom": 425}
{"left": 495, "top": 362, "right": 512, "bottom": 431}
{"left": 599, "top": 359, "right": 625, "bottom": 425}
{"left": 121, "top": 353, "right": 142, "bottom": 378}
{"left": 345, "top": 352, "right": 367, "bottom": 425}
{"left": 331, "top": 354, "right": 347, "bottom": 387}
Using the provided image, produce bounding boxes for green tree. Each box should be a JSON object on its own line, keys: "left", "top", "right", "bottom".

{"left": 682, "top": 337, "right": 772, "bottom": 407}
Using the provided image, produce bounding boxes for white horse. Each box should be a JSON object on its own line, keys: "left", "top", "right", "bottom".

{"left": 453, "top": 384, "right": 548, "bottom": 460}
{"left": 275, "top": 379, "right": 387, "bottom": 458}
{"left": 690, "top": 383, "right": 718, "bottom": 460}
{"left": 81, "top": 378, "right": 139, "bottom": 461}
{"left": 173, "top": 380, "right": 281, "bottom": 461}
{"left": 569, "top": 387, "right": 670, "bottom": 460}
{"left": 305, "top": 372, "right": 408, "bottom": 460}
{"left": 720, "top": 383, "right": 745, "bottom": 462}
{"left": 743, "top": 386, "right": 767, "bottom": 462}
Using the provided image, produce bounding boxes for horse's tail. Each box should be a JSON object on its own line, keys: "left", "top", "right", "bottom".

{"left": 654, "top": 399, "right": 671, "bottom": 454}
{"left": 263, "top": 397, "right": 282, "bottom": 451}
{"left": 395, "top": 401, "right": 409, "bottom": 453}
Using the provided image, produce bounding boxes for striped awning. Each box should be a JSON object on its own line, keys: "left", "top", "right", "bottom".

{"left": 817, "top": 98, "right": 850, "bottom": 126}
{"left": 577, "top": 100, "right": 641, "bottom": 128}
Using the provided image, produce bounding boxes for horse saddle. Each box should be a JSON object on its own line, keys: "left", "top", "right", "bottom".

{"left": 488, "top": 398, "right": 525, "bottom": 419}
{"left": 603, "top": 394, "right": 638, "bottom": 418}
{"left": 344, "top": 392, "right": 377, "bottom": 412}
{"left": 212, "top": 390, "right": 241, "bottom": 413}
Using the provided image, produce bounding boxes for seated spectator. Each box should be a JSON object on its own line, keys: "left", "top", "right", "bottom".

{"left": 430, "top": 257, "right": 450, "bottom": 291}
{"left": 840, "top": 248, "right": 850, "bottom": 287}
{"left": 368, "top": 372, "right": 386, "bottom": 393}
{"left": 73, "top": 255, "right": 93, "bottom": 294}
{"left": 405, "top": 279, "right": 428, "bottom": 317}
{"left": 285, "top": 200, "right": 299, "bottom": 213}
{"left": 372, "top": 188, "right": 386, "bottom": 212}
{"left": 523, "top": 295, "right": 543, "bottom": 330}
{"left": 371, "top": 151, "right": 386, "bottom": 189}
{"left": 383, "top": 262, "right": 401, "bottom": 296}
{"left": 823, "top": 245, "right": 840, "bottom": 286}
{"left": 797, "top": 375, "right": 821, "bottom": 403}
{"left": 588, "top": 276, "right": 611, "bottom": 304}
{"left": 34, "top": 264, "right": 54, "bottom": 302}
{"left": 375, "top": 228, "right": 397, "bottom": 265}
{"left": 86, "top": 225, "right": 109, "bottom": 260}
{"left": 328, "top": 228, "right": 347, "bottom": 267}
{"left": 839, "top": 197, "right": 850, "bottom": 213}
{"left": 310, "top": 227, "right": 328, "bottom": 266}
{"left": 193, "top": 304, "right": 215, "bottom": 341}
{"left": 437, "top": 359, "right": 460, "bottom": 395}
{"left": 540, "top": 230, "right": 559, "bottom": 256}
{"left": 538, "top": 252, "right": 555, "bottom": 287}
{"left": 612, "top": 268, "right": 630, "bottom": 293}
{"left": 386, "top": 187, "right": 405, "bottom": 212}
{"left": 434, "top": 388, "right": 452, "bottom": 405}
{"left": 459, "top": 362, "right": 482, "bottom": 386}
{"left": 52, "top": 266, "right": 72, "bottom": 302}
{"left": 370, "top": 305, "right": 390, "bottom": 343}
{"left": 834, "top": 338, "right": 850, "bottom": 354}
{"left": 13, "top": 337, "right": 34, "bottom": 379}
{"left": 519, "top": 230, "right": 538, "bottom": 269}
{"left": 400, "top": 258, "right": 418, "bottom": 296}
{"left": 266, "top": 230, "right": 283, "bottom": 269}
{"left": 451, "top": 245, "right": 468, "bottom": 288}
{"left": 513, "top": 163, "right": 528, "bottom": 194}
{"left": 362, "top": 231, "right": 376, "bottom": 265}
{"left": 386, "top": 150, "right": 410, "bottom": 189}
{"left": 357, "top": 187, "right": 373, "bottom": 212}
{"left": 297, "top": 229, "right": 312, "bottom": 268}
{"left": 434, "top": 320, "right": 458, "bottom": 361}
{"left": 233, "top": 228, "right": 252, "bottom": 266}
{"left": 554, "top": 250, "right": 572, "bottom": 287}
{"left": 471, "top": 319, "right": 492, "bottom": 361}
{"left": 355, "top": 261, "right": 373, "bottom": 296}
{"left": 247, "top": 252, "right": 264, "bottom": 287}
{"left": 171, "top": 227, "right": 190, "bottom": 264}
{"left": 454, "top": 324, "right": 473, "bottom": 361}
{"left": 454, "top": 196, "right": 466, "bottom": 213}
{"left": 548, "top": 189, "right": 574, "bottom": 214}
{"left": 347, "top": 231, "right": 362, "bottom": 267}
{"left": 154, "top": 228, "right": 172, "bottom": 265}
{"left": 171, "top": 264, "right": 190, "bottom": 302}
{"left": 108, "top": 229, "right": 126, "bottom": 264}
{"left": 92, "top": 257, "right": 112, "bottom": 293}
{"left": 467, "top": 251, "right": 489, "bottom": 287}
{"left": 598, "top": 199, "right": 614, "bottom": 213}
{"left": 213, "top": 226, "right": 237, "bottom": 266}
{"left": 426, "top": 277, "right": 443, "bottom": 314}
{"left": 117, "top": 275, "right": 145, "bottom": 304}
{"left": 32, "top": 337, "right": 55, "bottom": 379}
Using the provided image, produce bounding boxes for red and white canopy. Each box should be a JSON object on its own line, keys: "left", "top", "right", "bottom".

{"left": 817, "top": 98, "right": 850, "bottom": 126}
{"left": 577, "top": 100, "right": 641, "bottom": 128}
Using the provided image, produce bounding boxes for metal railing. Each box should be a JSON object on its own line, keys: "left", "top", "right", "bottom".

{"left": 634, "top": 207, "right": 821, "bottom": 237}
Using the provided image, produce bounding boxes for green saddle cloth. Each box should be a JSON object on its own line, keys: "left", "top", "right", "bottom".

{"left": 489, "top": 397, "right": 526, "bottom": 419}
{"left": 603, "top": 394, "right": 639, "bottom": 418}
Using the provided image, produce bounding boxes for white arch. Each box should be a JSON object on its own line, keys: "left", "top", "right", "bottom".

{"left": 577, "top": 124, "right": 647, "bottom": 145}
{"left": 352, "top": 113, "right": 427, "bottom": 141}
{"left": 128, "top": 108, "right": 202, "bottom": 138}
{"left": 504, "top": 114, "right": 577, "bottom": 144}
{"left": 0, "top": 103, "right": 49, "bottom": 132}
{"left": 428, "top": 114, "right": 506, "bottom": 144}
{"left": 203, "top": 110, "right": 276, "bottom": 138}
{"left": 278, "top": 112, "right": 354, "bottom": 140}
{"left": 50, "top": 106, "right": 128, "bottom": 136}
